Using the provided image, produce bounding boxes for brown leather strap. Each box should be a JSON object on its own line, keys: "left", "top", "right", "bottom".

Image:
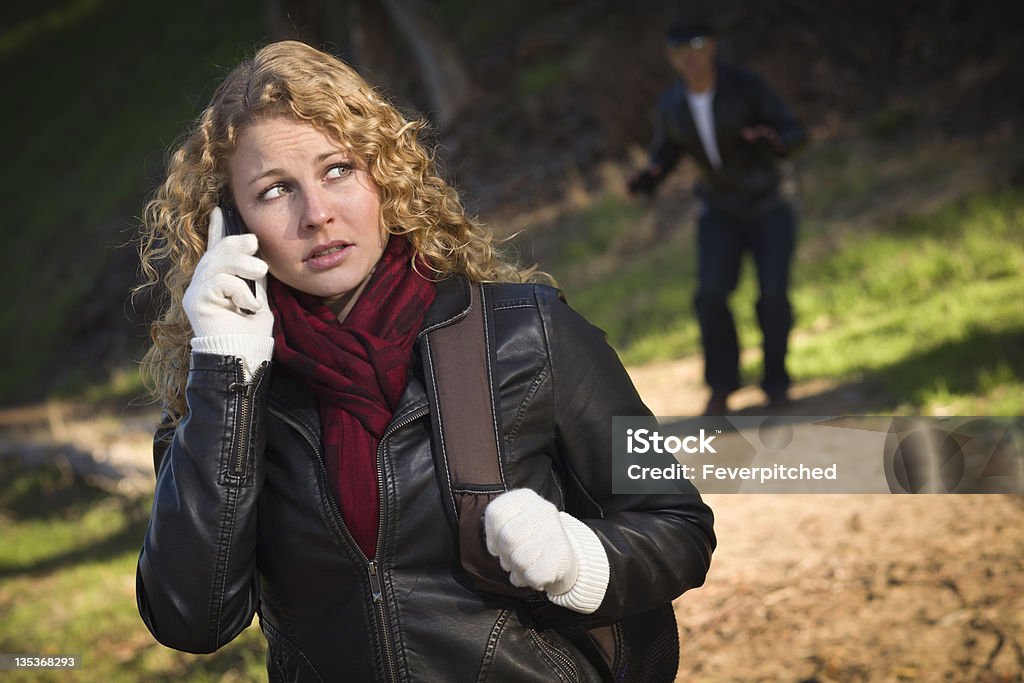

{"left": 427, "top": 282, "right": 529, "bottom": 596}
{"left": 428, "top": 282, "right": 503, "bottom": 488}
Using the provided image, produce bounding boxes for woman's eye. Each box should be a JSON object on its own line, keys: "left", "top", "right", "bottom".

{"left": 259, "top": 184, "right": 289, "bottom": 200}
{"left": 325, "top": 163, "right": 353, "bottom": 179}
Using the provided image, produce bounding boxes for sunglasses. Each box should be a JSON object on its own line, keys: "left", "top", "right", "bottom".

{"left": 668, "top": 36, "right": 709, "bottom": 50}
{"left": 688, "top": 37, "right": 707, "bottom": 49}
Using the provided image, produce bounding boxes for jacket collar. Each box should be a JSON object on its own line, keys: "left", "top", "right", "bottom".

{"left": 418, "top": 274, "right": 472, "bottom": 338}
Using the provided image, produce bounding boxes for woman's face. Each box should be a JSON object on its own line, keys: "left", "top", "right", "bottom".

{"left": 227, "top": 116, "right": 387, "bottom": 314}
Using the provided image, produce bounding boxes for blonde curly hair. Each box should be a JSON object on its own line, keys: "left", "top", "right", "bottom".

{"left": 137, "top": 40, "right": 537, "bottom": 419}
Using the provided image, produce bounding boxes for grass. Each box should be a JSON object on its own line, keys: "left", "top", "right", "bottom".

{"left": 538, "top": 188, "right": 1024, "bottom": 416}
{"left": 57, "top": 364, "right": 150, "bottom": 411}
{"left": 860, "top": 103, "right": 918, "bottom": 140}
{"left": 0, "top": 460, "right": 267, "bottom": 682}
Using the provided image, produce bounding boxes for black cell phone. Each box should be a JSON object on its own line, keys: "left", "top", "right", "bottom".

{"left": 220, "top": 198, "right": 258, "bottom": 302}
{"left": 222, "top": 200, "right": 248, "bottom": 236}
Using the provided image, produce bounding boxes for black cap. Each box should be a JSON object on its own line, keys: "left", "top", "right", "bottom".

{"left": 666, "top": 19, "right": 715, "bottom": 47}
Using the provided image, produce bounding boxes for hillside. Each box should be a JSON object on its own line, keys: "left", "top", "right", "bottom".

{"left": 0, "top": 1, "right": 1022, "bottom": 404}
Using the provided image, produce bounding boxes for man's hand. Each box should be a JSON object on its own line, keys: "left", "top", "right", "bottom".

{"left": 627, "top": 164, "right": 663, "bottom": 196}
{"left": 741, "top": 125, "right": 784, "bottom": 152}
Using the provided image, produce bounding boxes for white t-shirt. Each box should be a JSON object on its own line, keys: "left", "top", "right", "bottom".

{"left": 685, "top": 90, "right": 722, "bottom": 170}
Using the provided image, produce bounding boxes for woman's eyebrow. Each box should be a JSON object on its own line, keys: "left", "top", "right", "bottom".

{"left": 248, "top": 150, "right": 351, "bottom": 186}
{"left": 315, "top": 149, "right": 349, "bottom": 164}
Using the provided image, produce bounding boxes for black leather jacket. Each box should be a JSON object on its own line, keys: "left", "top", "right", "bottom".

{"left": 137, "top": 276, "right": 716, "bottom": 682}
{"left": 649, "top": 61, "right": 806, "bottom": 217}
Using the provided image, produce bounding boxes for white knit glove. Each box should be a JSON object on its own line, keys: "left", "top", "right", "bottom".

{"left": 484, "top": 488, "right": 610, "bottom": 614}
{"left": 182, "top": 207, "right": 274, "bottom": 378}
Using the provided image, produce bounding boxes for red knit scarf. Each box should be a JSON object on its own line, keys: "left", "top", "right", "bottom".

{"left": 269, "top": 236, "right": 436, "bottom": 557}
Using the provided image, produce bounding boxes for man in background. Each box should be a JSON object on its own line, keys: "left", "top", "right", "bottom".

{"left": 629, "top": 19, "right": 807, "bottom": 415}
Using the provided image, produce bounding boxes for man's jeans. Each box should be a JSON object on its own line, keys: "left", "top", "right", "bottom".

{"left": 694, "top": 202, "right": 796, "bottom": 396}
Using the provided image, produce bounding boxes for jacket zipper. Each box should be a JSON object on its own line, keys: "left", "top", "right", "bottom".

{"left": 366, "top": 559, "right": 397, "bottom": 682}
{"left": 533, "top": 631, "right": 582, "bottom": 681}
{"left": 228, "top": 360, "right": 268, "bottom": 477}
{"left": 268, "top": 402, "right": 428, "bottom": 682}
{"left": 369, "top": 407, "right": 426, "bottom": 683}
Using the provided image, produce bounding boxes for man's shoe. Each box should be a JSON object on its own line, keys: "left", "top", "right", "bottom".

{"left": 703, "top": 392, "right": 730, "bottom": 416}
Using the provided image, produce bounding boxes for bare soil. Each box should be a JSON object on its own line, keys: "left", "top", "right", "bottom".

{"left": 627, "top": 359, "right": 1024, "bottom": 682}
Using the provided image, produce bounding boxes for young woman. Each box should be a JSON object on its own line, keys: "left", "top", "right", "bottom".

{"left": 136, "top": 40, "right": 715, "bottom": 682}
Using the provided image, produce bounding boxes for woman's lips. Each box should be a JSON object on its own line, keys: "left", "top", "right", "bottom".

{"left": 304, "top": 242, "right": 353, "bottom": 271}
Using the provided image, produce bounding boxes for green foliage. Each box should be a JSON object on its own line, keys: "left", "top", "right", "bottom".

{"left": 0, "top": 1, "right": 263, "bottom": 400}
{"left": 518, "top": 45, "right": 591, "bottom": 96}
{"left": 0, "top": 460, "right": 267, "bottom": 682}
{"left": 436, "top": 0, "right": 555, "bottom": 49}
{"left": 861, "top": 104, "right": 918, "bottom": 140}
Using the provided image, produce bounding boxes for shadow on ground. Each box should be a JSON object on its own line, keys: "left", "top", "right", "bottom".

{"left": 0, "top": 459, "right": 151, "bottom": 580}
{"left": 727, "top": 327, "right": 1024, "bottom": 418}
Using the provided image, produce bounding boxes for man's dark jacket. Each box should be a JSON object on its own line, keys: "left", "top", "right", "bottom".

{"left": 649, "top": 61, "right": 806, "bottom": 216}
{"left": 136, "top": 276, "right": 716, "bottom": 682}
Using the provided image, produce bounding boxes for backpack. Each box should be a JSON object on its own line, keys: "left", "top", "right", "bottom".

{"left": 423, "top": 281, "right": 680, "bottom": 682}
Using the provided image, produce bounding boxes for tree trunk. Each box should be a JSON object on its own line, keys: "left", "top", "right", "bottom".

{"left": 379, "top": 0, "right": 474, "bottom": 128}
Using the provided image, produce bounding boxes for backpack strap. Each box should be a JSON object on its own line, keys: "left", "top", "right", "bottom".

{"left": 424, "top": 280, "right": 624, "bottom": 682}
{"left": 424, "top": 281, "right": 530, "bottom": 597}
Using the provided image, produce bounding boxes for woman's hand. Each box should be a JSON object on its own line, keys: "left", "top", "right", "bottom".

{"left": 183, "top": 207, "right": 274, "bottom": 378}
{"left": 484, "top": 488, "right": 610, "bottom": 614}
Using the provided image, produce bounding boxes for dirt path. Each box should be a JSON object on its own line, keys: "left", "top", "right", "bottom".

{"left": 0, "top": 401, "right": 156, "bottom": 495}
{"left": 1, "top": 360, "right": 1021, "bottom": 682}
{"left": 627, "top": 360, "right": 1024, "bottom": 682}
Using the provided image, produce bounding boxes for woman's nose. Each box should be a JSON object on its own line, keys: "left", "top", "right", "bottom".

{"left": 301, "top": 187, "right": 333, "bottom": 230}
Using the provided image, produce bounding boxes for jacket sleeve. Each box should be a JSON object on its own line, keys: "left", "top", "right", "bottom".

{"left": 648, "top": 91, "right": 685, "bottom": 175}
{"left": 535, "top": 288, "right": 716, "bottom": 620}
{"left": 750, "top": 72, "right": 807, "bottom": 156}
{"left": 136, "top": 352, "right": 269, "bottom": 653}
